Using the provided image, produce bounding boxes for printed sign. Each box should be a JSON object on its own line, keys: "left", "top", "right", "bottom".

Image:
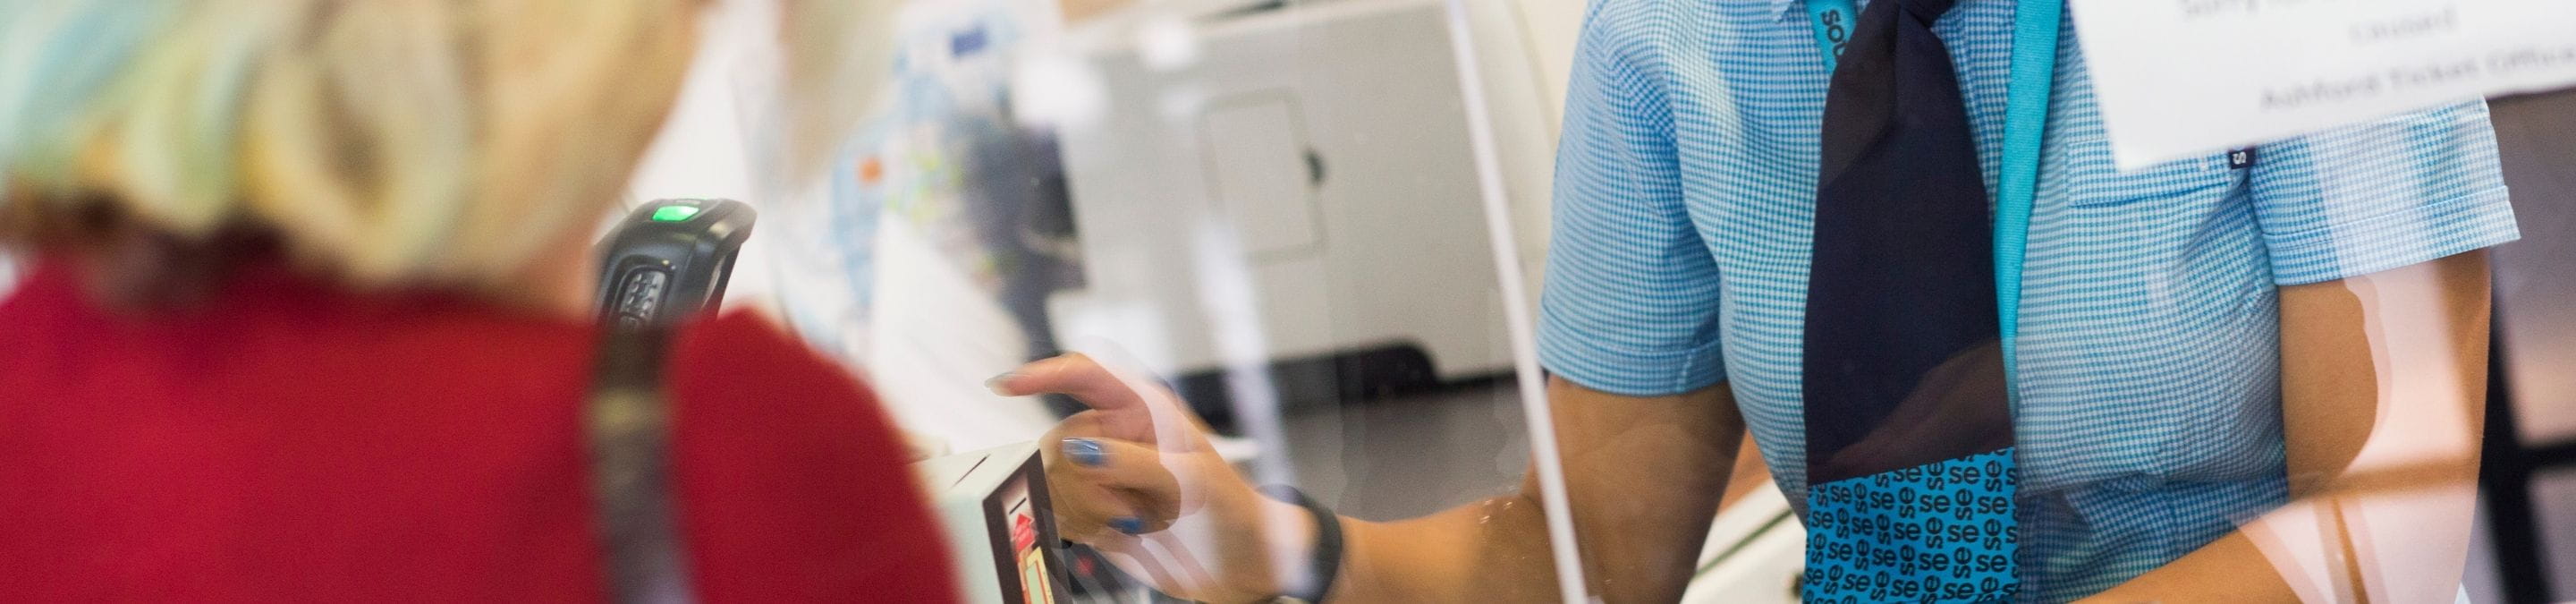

{"left": 2072, "top": 0, "right": 2576, "bottom": 169}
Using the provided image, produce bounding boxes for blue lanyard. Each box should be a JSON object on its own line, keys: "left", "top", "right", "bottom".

{"left": 1805, "top": 0, "right": 1859, "bottom": 72}
{"left": 1992, "top": 0, "right": 2058, "bottom": 391}
{"left": 1803, "top": 0, "right": 2060, "bottom": 391}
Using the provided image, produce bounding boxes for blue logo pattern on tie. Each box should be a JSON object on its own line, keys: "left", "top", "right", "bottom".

{"left": 1802, "top": 447, "right": 2019, "bottom": 603}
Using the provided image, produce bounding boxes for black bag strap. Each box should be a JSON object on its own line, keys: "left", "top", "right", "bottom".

{"left": 586, "top": 327, "right": 696, "bottom": 603}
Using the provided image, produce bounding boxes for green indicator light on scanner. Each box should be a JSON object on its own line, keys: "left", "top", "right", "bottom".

{"left": 650, "top": 205, "right": 701, "bottom": 222}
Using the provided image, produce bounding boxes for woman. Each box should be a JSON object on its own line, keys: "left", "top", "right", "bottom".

{"left": 0, "top": 1, "right": 948, "bottom": 600}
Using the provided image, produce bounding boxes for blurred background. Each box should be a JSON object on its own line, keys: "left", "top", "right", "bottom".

{"left": 626, "top": 0, "right": 1574, "bottom": 599}
{"left": 4, "top": 0, "right": 2564, "bottom": 600}
{"left": 663, "top": 0, "right": 1565, "bottom": 520}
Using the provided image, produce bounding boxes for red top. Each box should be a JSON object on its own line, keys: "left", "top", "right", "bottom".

{"left": 0, "top": 259, "right": 957, "bottom": 602}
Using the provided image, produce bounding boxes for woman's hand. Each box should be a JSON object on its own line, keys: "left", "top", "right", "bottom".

{"left": 990, "top": 353, "right": 1315, "bottom": 604}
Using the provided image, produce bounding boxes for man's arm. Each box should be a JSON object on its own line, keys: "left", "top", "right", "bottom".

{"left": 2081, "top": 251, "right": 2491, "bottom": 602}
{"left": 1004, "top": 353, "right": 1745, "bottom": 603}
{"left": 1335, "top": 378, "right": 1745, "bottom": 602}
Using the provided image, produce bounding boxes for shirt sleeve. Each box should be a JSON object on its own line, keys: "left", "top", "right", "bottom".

{"left": 1535, "top": 3, "right": 1726, "bottom": 397}
{"left": 2249, "top": 101, "right": 2520, "bottom": 285}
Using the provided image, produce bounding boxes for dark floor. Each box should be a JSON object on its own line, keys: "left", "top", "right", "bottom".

{"left": 2471, "top": 89, "right": 2576, "bottom": 604}
{"left": 1276, "top": 381, "right": 1531, "bottom": 522}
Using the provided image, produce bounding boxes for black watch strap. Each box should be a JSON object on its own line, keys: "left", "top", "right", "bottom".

{"left": 1258, "top": 485, "right": 1343, "bottom": 603}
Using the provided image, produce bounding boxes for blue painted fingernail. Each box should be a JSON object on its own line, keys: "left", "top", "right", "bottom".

{"left": 1109, "top": 515, "right": 1146, "bottom": 534}
{"left": 1063, "top": 438, "right": 1106, "bottom": 467}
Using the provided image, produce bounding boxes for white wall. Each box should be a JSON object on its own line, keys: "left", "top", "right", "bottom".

{"left": 623, "top": 0, "right": 780, "bottom": 319}
{"left": 1471, "top": 0, "right": 1584, "bottom": 306}
{"left": 1507, "top": 0, "right": 1584, "bottom": 128}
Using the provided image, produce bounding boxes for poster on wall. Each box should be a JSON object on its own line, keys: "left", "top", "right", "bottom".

{"left": 747, "top": 0, "right": 1080, "bottom": 451}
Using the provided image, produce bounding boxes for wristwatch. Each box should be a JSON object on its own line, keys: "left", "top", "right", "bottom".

{"left": 1258, "top": 485, "right": 1343, "bottom": 603}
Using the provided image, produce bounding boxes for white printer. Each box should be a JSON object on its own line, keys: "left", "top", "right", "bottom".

{"left": 1046, "top": 0, "right": 1564, "bottom": 404}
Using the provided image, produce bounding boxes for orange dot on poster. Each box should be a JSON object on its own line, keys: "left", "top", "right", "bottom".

{"left": 859, "top": 157, "right": 886, "bottom": 184}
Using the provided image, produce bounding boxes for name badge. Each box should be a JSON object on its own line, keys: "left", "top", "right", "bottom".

{"left": 2070, "top": 0, "right": 2576, "bottom": 170}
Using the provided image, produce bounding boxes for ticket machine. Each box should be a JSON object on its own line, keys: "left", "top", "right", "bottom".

{"left": 916, "top": 443, "right": 1073, "bottom": 603}
{"left": 596, "top": 198, "right": 758, "bottom": 328}
{"left": 601, "top": 199, "right": 1088, "bottom": 601}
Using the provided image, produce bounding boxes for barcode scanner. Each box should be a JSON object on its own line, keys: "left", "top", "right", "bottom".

{"left": 595, "top": 199, "right": 757, "bottom": 328}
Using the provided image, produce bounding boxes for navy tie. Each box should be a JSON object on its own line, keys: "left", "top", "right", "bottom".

{"left": 1800, "top": 0, "right": 2020, "bottom": 600}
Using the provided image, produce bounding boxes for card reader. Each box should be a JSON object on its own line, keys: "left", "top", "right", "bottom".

{"left": 596, "top": 199, "right": 756, "bottom": 328}
{"left": 916, "top": 443, "right": 1074, "bottom": 603}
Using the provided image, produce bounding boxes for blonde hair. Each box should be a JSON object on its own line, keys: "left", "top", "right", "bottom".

{"left": 0, "top": 0, "right": 892, "bottom": 298}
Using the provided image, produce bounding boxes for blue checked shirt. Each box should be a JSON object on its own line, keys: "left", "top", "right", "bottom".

{"left": 1534, "top": 0, "right": 2521, "bottom": 600}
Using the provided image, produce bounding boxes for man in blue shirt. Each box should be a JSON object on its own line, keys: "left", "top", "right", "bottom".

{"left": 1529, "top": 0, "right": 2514, "bottom": 600}
{"left": 1009, "top": 0, "right": 2516, "bottom": 600}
